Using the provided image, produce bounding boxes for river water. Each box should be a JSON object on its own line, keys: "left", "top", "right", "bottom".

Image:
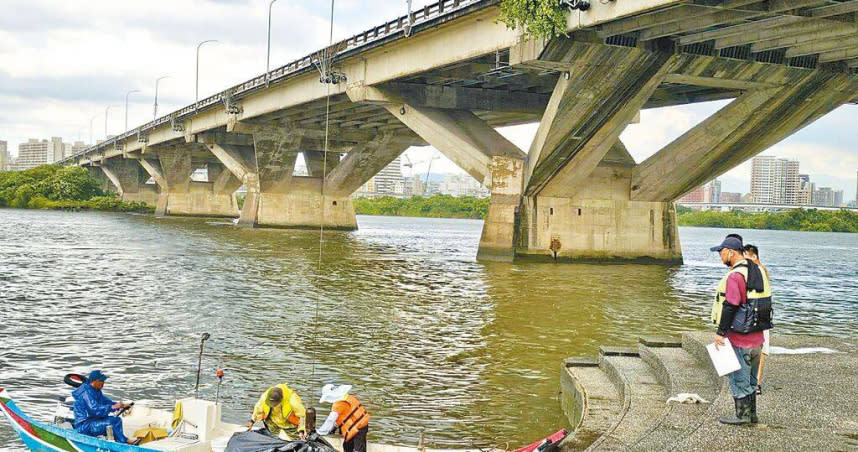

{"left": 1, "top": 209, "right": 856, "bottom": 451}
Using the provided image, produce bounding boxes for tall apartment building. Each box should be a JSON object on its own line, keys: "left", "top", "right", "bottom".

{"left": 439, "top": 173, "right": 489, "bottom": 198}
{"left": 797, "top": 174, "right": 814, "bottom": 205}
{"left": 750, "top": 156, "right": 800, "bottom": 205}
{"left": 0, "top": 140, "right": 11, "bottom": 170}
{"left": 374, "top": 156, "right": 404, "bottom": 196}
{"left": 13, "top": 139, "right": 50, "bottom": 170}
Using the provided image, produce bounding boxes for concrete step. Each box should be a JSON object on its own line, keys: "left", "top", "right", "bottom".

{"left": 628, "top": 340, "right": 722, "bottom": 450}
{"left": 594, "top": 352, "right": 668, "bottom": 450}
{"left": 559, "top": 358, "right": 624, "bottom": 451}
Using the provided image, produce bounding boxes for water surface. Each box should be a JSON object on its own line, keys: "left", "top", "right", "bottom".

{"left": 1, "top": 209, "right": 855, "bottom": 451}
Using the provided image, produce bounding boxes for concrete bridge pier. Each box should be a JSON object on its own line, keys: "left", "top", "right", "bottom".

{"left": 205, "top": 127, "right": 358, "bottom": 230}
{"left": 348, "top": 87, "right": 528, "bottom": 261}
{"left": 142, "top": 145, "right": 239, "bottom": 218}
{"left": 100, "top": 158, "right": 160, "bottom": 206}
{"left": 84, "top": 165, "right": 113, "bottom": 194}
{"left": 517, "top": 38, "right": 681, "bottom": 263}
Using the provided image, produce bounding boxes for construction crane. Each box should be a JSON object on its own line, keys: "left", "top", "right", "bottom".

{"left": 402, "top": 154, "right": 440, "bottom": 195}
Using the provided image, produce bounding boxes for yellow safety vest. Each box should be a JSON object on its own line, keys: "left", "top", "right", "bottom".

{"left": 252, "top": 384, "right": 305, "bottom": 432}
{"left": 711, "top": 262, "right": 772, "bottom": 325}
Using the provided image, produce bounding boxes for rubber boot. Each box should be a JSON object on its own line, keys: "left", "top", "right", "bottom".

{"left": 749, "top": 392, "right": 758, "bottom": 424}
{"left": 719, "top": 396, "right": 751, "bottom": 425}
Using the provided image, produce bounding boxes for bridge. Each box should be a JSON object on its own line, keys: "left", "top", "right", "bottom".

{"left": 62, "top": 0, "right": 858, "bottom": 263}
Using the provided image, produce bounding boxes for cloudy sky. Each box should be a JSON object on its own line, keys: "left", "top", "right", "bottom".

{"left": 1, "top": 0, "right": 855, "bottom": 200}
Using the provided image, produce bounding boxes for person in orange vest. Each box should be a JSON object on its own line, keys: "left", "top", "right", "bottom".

{"left": 316, "top": 384, "right": 370, "bottom": 452}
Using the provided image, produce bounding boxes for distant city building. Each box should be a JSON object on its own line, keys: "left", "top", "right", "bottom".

{"left": 711, "top": 178, "right": 721, "bottom": 203}
{"left": 438, "top": 173, "right": 489, "bottom": 198}
{"left": 797, "top": 174, "right": 814, "bottom": 206}
{"left": 71, "top": 141, "right": 88, "bottom": 156}
{"left": 678, "top": 178, "right": 719, "bottom": 204}
{"left": 751, "top": 156, "right": 800, "bottom": 205}
{"left": 0, "top": 140, "right": 11, "bottom": 171}
{"left": 855, "top": 170, "right": 857, "bottom": 205}
{"left": 13, "top": 139, "right": 49, "bottom": 170}
{"left": 374, "top": 156, "right": 405, "bottom": 196}
{"left": 741, "top": 193, "right": 754, "bottom": 203}
{"left": 719, "top": 192, "right": 742, "bottom": 203}
{"left": 812, "top": 187, "right": 843, "bottom": 207}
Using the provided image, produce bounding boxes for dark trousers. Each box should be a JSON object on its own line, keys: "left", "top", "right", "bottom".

{"left": 344, "top": 426, "right": 368, "bottom": 452}
{"left": 75, "top": 417, "right": 128, "bottom": 443}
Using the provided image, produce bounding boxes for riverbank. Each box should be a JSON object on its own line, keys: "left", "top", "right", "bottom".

{"left": 0, "top": 165, "right": 153, "bottom": 212}
{"left": 676, "top": 206, "right": 858, "bottom": 233}
{"left": 354, "top": 196, "right": 857, "bottom": 233}
{"left": 354, "top": 195, "right": 488, "bottom": 219}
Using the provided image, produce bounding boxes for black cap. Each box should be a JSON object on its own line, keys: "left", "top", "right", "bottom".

{"left": 710, "top": 235, "right": 743, "bottom": 252}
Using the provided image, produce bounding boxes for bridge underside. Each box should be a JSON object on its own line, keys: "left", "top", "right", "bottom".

{"left": 74, "top": 0, "right": 858, "bottom": 263}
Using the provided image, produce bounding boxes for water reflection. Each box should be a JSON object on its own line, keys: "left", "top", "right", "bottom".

{"left": 0, "top": 210, "right": 855, "bottom": 451}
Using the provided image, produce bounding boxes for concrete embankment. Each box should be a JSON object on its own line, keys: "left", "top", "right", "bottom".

{"left": 559, "top": 331, "right": 858, "bottom": 451}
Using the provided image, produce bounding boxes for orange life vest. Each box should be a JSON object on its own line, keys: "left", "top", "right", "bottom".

{"left": 332, "top": 395, "right": 370, "bottom": 441}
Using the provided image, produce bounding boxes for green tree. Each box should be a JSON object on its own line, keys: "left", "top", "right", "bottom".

{"left": 498, "top": 0, "right": 568, "bottom": 40}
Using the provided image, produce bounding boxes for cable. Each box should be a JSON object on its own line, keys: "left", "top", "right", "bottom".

{"left": 311, "top": 0, "right": 336, "bottom": 380}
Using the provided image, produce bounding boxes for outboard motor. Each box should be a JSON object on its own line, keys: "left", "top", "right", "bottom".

{"left": 53, "top": 373, "right": 85, "bottom": 427}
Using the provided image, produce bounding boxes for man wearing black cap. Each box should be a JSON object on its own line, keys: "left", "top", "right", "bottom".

{"left": 710, "top": 235, "right": 766, "bottom": 425}
{"left": 71, "top": 370, "right": 135, "bottom": 444}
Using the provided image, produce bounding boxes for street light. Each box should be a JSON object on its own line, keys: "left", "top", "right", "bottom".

{"left": 89, "top": 114, "right": 98, "bottom": 145}
{"left": 153, "top": 75, "right": 170, "bottom": 120}
{"left": 125, "top": 89, "right": 141, "bottom": 130}
{"left": 104, "top": 105, "right": 118, "bottom": 140}
{"left": 266, "top": 0, "right": 280, "bottom": 85}
{"left": 196, "top": 40, "right": 218, "bottom": 105}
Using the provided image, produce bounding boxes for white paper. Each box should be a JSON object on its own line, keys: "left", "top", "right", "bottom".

{"left": 706, "top": 338, "right": 741, "bottom": 376}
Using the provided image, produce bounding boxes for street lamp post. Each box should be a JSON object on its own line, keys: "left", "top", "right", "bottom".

{"left": 196, "top": 40, "right": 218, "bottom": 106}
{"left": 89, "top": 114, "right": 98, "bottom": 145}
{"left": 104, "top": 105, "right": 117, "bottom": 140}
{"left": 125, "top": 90, "right": 141, "bottom": 130}
{"left": 153, "top": 76, "right": 170, "bottom": 120}
{"left": 267, "top": 0, "right": 280, "bottom": 85}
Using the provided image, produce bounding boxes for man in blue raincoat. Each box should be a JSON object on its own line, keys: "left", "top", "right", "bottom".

{"left": 72, "top": 370, "right": 135, "bottom": 444}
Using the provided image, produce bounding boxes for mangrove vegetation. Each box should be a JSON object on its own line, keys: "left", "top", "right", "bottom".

{"left": 0, "top": 165, "right": 153, "bottom": 212}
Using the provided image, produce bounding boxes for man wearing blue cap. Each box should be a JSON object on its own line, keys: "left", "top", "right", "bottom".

{"left": 709, "top": 235, "right": 767, "bottom": 425}
{"left": 71, "top": 370, "right": 135, "bottom": 444}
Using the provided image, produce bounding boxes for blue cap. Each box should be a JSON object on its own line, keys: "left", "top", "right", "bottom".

{"left": 710, "top": 236, "right": 743, "bottom": 252}
{"left": 87, "top": 370, "right": 108, "bottom": 382}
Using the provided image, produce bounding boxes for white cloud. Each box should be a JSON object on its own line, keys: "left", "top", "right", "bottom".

{"left": 1, "top": 1, "right": 854, "bottom": 201}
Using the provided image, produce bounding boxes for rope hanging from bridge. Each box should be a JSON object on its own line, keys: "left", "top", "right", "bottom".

{"left": 311, "top": 0, "right": 337, "bottom": 380}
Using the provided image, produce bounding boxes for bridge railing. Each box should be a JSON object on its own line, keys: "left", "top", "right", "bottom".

{"left": 63, "top": 0, "right": 490, "bottom": 165}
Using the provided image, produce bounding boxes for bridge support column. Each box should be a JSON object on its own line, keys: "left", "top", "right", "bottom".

{"left": 85, "top": 165, "right": 112, "bottom": 193}
{"left": 205, "top": 129, "right": 357, "bottom": 229}
{"left": 146, "top": 146, "right": 238, "bottom": 218}
{"left": 351, "top": 87, "right": 528, "bottom": 261}
{"left": 517, "top": 38, "right": 680, "bottom": 262}
{"left": 101, "top": 159, "right": 160, "bottom": 206}
{"left": 631, "top": 70, "right": 858, "bottom": 201}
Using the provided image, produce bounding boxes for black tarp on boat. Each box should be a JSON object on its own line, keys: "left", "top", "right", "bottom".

{"left": 226, "top": 431, "right": 340, "bottom": 452}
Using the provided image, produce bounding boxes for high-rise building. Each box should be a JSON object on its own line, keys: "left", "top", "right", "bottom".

{"left": 71, "top": 141, "right": 88, "bottom": 156}
{"left": 373, "top": 156, "right": 405, "bottom": 196}
{"left": 678, "top": 185, "right": 706, "bottom": 203}
{"left": 439, "top": 173, "right": 489, "bottom": 198}
{"left": 49, "top": 137, "right": 64, "bottom": 163}
{"left": 812, "top": 187, "right": 842, "bottom": 207}
{"left": 711, "top": 178, "right": 722, "bottom": 203}
{"left": 14, "top": 139, "right": 51, "bottom": 170}
{"left": 751, "top": 156, "right": 800, "bottom": 205}
{"left": 797, "top": 174, "right": 814, "bottom": 205}
{"left": 0, "top": 140, "right": 11, "bottom": 171}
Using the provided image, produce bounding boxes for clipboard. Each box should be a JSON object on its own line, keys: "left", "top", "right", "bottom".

{"left": 706, "top": 338, "right": 741, "bottom": 376}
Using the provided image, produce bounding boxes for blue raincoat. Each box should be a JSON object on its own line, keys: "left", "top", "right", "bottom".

{"left": 71, "top": 382, "right": 128, "bottom": 443}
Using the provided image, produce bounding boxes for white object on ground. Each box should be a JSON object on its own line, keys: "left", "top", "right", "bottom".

{"left": 667, "top": 393, "right": 710, "bottom": 404}
{"left": 769, "top": 346, "right": 840, "bottom": 355}
{"left": 706, "top": 338, "right": 741, "bottom": 377}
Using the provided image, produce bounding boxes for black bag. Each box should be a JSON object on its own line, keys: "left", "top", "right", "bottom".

{"left": 226, "top": 431, "right": 339, "bottom": 452}
{"left": 730, "top": 262, "right": 773, "bottom": 334}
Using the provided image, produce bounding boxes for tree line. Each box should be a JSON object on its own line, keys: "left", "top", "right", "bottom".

{"left": 0, "top": 165, "right": 152, "bottom": 212}
{"left": 676, "top": 205, "right": 858, "bottom": 233}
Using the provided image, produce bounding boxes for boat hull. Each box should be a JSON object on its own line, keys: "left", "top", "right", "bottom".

{"left": 0, "top": 388, "right": 150, "bottom": 452}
